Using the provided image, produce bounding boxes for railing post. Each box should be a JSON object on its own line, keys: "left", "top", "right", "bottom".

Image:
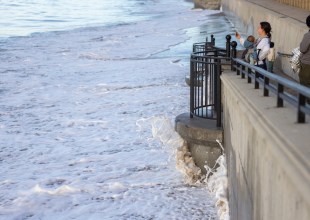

{"left": 298, "top": 94, "right": 306, "bottom": 123}
{"left": 214, "top": 51, "right": 218, "bottom": 109}
{"left": 264, "top": 77, "right": 269, "bottom": 96}
{"left": 211, "top": 34, "right": 215, "bottom": 46}
{"left": 247, "top": 67, "right": 252, "bottom": 83}
{"left": 190, "top": 55, "right": 194, "bottom": 118}
{"left": 231, "top": 41, "right": 237, "bottom": 71}
{"left": 236, "top": 63, "right": 240, "bottom": 75}
{"left": 241, "top": 65, "right": 245, "bottom": 78}
{"left": 277, "top": 83, "right": 284, "bottom": 107}
{"left": 226, "top": 35, "right": 231, "bottom": 58}
{"left": 255, "top": 71, "right": 259, "bottom": 89}
{"left": 216, "top": 58, "right": 222, "bottom": 127}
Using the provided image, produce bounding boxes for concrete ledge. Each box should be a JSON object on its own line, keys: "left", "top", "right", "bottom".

{"left": 221, "top": 70, "right": 310, "bottom": 219}
{"left": 175, "top": 113, "right": 223, "bottom": 173}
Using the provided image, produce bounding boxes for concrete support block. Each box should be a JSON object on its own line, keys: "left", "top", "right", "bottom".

{"left": 175, "top": 113, "right": 223, "bottom": 173}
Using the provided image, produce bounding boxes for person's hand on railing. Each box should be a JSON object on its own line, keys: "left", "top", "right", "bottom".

{"left": 235, "top": 31, "right": 241, "bottom": 39}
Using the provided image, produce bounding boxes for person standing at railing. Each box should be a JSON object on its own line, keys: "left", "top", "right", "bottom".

{"left": 236, "top": 22, "right": 272, "bottom": 70}
{"left": 299, "top": 15, "right": 310, "bottom": 88}
{"left": 267, "top": 42, "right": 275, "bottom": 73}
{"left": 236, "top": 35, "right": 256, "bottom": 65}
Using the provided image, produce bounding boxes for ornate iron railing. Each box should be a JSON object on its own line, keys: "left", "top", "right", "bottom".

{"left": 190, "top": 34, "right": 310, "bottom": 127}
{"left": 189, "top": 35, "right": 237, "bottom": 127}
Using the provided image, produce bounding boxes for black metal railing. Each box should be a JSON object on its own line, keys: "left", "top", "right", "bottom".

{"left": 192, "top": 35, "right": 232, "bottom": 57}
{"left": 190, "top": 35, "right": 237, "bottom": 127}
{"left": 192, "top": 34, "right": 215, "bottom": 53}
{"left": 190, "top": 34, "right": 310, "bottom": 127}
{"left": 232, "top": 58, "right": 310, "bottom": 123}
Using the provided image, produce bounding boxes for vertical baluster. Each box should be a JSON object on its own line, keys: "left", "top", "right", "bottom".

{"left": 231, "top": 41, "right": 237, "bottom": 71}
{"left": 298, "top": 94, "right": 306, "bottom": 123}
{"left": 226, "top": 35, "right": 231, "bottom": 58}
{"left": 264, "top": 77, "right": 269, "bottom": 96}
{"left": 277, "top": 83, "right": 284, "bottom": 107}
{"left": 247, "top": 66, "right": 252, "bottom": 83}
{"left": 255, "top": 71, "right": 259, "bottom": 89}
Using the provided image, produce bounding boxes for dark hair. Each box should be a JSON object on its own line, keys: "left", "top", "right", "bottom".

{"left": 306, "top": 15, "right": 310, "bottom": 27}
{"left": 270, "top": 42, "right": 274, "bottom": 48}
{"left": 260, "top": 21, "right": 272, "bottom": 38}
{"left": 266, "top": 33, "right": 272, "bottom": 38}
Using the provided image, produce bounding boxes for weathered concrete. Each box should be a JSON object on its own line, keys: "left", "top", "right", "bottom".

{"left": 221, "top": 0, "right": 309, "bottom": 80}
{"left": 194, "top": 0, "right": 221, "bottom": 10}
{"left": 175, "top": 113, "right": 223, "bottom": 173}
{"left": 221, "top": 70, "right": 310, "bottom": 220}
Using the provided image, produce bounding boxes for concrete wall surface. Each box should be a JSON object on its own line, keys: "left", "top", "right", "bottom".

{"left": 175, "top": 113, "right": 223, "bottom": 173}
{"left": 221, "top": 0, "right": 309, "bottom": 80}
{"left": 221, "top": 71, "right": 310, "bottom": 220}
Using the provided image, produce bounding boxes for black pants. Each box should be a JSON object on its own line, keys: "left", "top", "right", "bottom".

{"left": 299, "top": 62, "right": 310, "bottom": 104}
{"left": 299, "top": 62, "right": 310, "bottom": 88}
{"left": 257, "top": 63, "right": 267, "bottom": 71}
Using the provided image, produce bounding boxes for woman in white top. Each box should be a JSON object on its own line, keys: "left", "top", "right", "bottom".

{"left": 236, "top": 22, "right": 272, "bottom": 70}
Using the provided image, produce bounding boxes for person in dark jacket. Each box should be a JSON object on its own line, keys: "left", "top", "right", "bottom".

{"left": 299, "top": 15, "right": 310, "bottom": 88}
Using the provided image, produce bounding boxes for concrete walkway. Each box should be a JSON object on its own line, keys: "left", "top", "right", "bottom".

{"left": 246, "top": 0, "right": 309, "bottom": 24}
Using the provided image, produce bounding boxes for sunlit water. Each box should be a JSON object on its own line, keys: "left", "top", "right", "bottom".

{"left": 0, "top": 0, "right": 232, "bottom": 219}
{"left": 0, "top": 0, "right": 155, "bottom": 38}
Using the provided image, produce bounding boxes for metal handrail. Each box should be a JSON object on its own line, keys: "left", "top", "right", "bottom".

{"left": 189, "top": 35, "right": 237, "bottom": 128}
{"left": 190, "top": 53, "right": 235, "bottom": 127}
{"left": 232, "top": 58, "right": 310, "bottom": 123}
{"left": 189, "top": 34, "right": 309, "bottom": 127}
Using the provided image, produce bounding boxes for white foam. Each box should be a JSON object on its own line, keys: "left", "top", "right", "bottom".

{"left": 33, "top": 184, "right": 81, "bottom": 195}
{"left": 0, "top": 0, "right": 229, "bottom": 219}
{"left": 205, "top": 141, "right": 230, "bottom": 220}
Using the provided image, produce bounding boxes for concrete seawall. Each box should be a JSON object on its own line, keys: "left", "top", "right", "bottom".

{"left": 175, "top": 2, "right": 310, "bottom": 218}
{"left": 218, "top": 2, "right": 310, "bottom": 217}
{"left": 221, "top": 71, "right": 310, "bottom": 220}
{"left": 221, "top": 0, "right": 309, "bottom": 80}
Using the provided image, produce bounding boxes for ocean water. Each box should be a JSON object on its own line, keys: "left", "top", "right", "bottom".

{"left": 0, "top": 0, "right": 231, "bottom": 219}
{"left": 0, "top": 0, "right": 154, "bottom": 38}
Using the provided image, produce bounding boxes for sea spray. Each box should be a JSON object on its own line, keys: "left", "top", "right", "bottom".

{"left": 145, "top": 116, "right": 229, "bottom": 219}
{"left": 176, "top": 143, "right": 204, "bottom": 184}
{"left": 205, "top": 140, "right": 229, "bottom": 220}
{"left": 138, "top": 116, "right": 204, "bottom": 184}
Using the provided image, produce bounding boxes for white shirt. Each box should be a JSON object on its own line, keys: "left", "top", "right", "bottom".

{"left": 239, "top": 37, "right": 246, "bottom": 47}
{"left": 239, "top": 36, "right": 270, "bottom": 65}
{"left": 256, "top": 37, "right": 270, "bottom": 65}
